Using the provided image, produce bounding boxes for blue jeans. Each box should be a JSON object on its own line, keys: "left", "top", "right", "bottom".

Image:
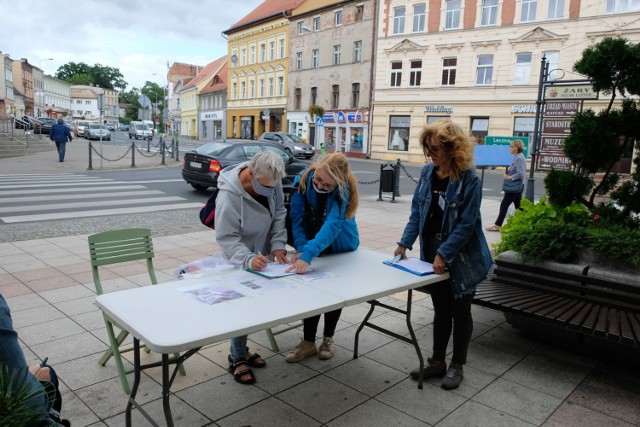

{"left": 229, "top": 335, "right": 248, "bottom": 359}
{"left": 55, "top": 141, "right": 66, "bottom": 161}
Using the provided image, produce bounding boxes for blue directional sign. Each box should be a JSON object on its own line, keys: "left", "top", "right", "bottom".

{"left": 315, "top": 117, "right": 324, "bottom": 127}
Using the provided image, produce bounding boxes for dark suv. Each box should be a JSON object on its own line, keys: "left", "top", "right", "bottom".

{"left": 258, "top": 132, "right": 315, "bottom": 159}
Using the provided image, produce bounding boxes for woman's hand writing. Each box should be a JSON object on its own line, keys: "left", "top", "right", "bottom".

{"left": 251, "top": 253, "right": 268, "bottom": 270}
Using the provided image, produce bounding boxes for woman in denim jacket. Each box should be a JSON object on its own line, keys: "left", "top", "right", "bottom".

{"left": 394, "top": 120, "right": 493, "bottom": 390}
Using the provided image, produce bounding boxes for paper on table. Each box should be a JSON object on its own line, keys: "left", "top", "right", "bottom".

{"left": 178, "top": 283, "right": 245, "bottom": 305}
{"left": 231, "top": 271, "right": 288, "bottom": 292}
{"left": 293, "top": 270, "right": 335, "bottom": 282}
{"left": 383, "top": 257, "right": 434, "bottom": 276}
{"left": 247, "top": 262, "right": 297, "bottom": 279}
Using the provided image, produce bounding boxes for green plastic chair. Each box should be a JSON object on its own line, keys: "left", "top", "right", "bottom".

{"left": 88, "top": 228, "right": 186, "bottom": 394}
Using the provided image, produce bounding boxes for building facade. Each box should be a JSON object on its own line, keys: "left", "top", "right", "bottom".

{"left": 288, "top": 0, "right": 376, "bottom": 157}
{"left": 0, "top": 52, "right": 14, "bottom": 118}
{"left": 223, "top": 0, "right": 308, "bottom": 140}
{"left": 167, "top": 62, "right": 202, "bottom": 135}
{"left": 12, "top": 58, "right": 34, "bottom": 117}
{"left": 32, "top": 67, "right": 45, "bottom": 118}
{"left": 198, "top": 62, "right": 228, "bottom": 141}
{"left": 43, "top": 75, "right": 72, "bottom": 118}
{"left": 371, "top": 0, "right": 640, "bottom": 163}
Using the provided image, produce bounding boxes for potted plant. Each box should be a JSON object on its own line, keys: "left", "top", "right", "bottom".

{"left": 308, "top": 104, "right": 325, "bottom": 120}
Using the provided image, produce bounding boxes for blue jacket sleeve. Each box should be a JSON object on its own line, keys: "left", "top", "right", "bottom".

{"left": 299, "top": 192, "right": 348, "bottom": 264}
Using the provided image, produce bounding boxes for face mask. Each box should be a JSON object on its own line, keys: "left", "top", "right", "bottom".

{"left": 312, "top": 179, "right": 333, "bottom": 194}
{"left": 252, "top": 178, "right": 274, "bottom": 197}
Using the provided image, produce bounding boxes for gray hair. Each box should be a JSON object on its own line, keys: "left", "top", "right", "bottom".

{"left": 248, "top": 151, "right": 286, "bottom": 184}
{"left": 57, "top": 117, "right": 64, "bottom": 124}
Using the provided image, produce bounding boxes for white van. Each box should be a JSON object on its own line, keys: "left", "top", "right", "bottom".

{"left": 128, "top": 121, "right": 152, "bottom": 140}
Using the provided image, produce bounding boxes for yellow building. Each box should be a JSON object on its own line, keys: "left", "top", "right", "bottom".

{"left": 223, "top": 0, "right": 308, "bottom": 139}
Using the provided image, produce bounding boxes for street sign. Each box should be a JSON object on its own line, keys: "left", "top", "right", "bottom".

{"left": 544, "top": 84, "right": 598, "bottom": 100}
{"left": 138, "top": 95, "right": 151, "bottom": 107}
{"left": 544, "top": 101, "right": 579, "bottom": 117}
{"left": 538, "top": 150, "right": 573, "bottom": 170}
{"left": 484, "top": 136, "right": 530, "bottom": 158}
{"left": 540, "top": 136, "right": 566, "bottom": 152}
{"left": 542, "top": 118, "right": 572, "bottom": 135}
{"left": 315, "top": 117, "right": 324, "bottom": 127}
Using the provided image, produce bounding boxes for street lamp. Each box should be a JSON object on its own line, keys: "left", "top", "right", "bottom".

{"left": 39, "top": 58, "right": 53, "bottom": 73}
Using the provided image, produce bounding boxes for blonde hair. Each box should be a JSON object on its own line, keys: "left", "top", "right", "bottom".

{"left": 419, "top": 120, "right": 475, "bottom": 182}
{"left": 299, "top": 152, "right": 359, "bottom": 219}
{"left": 511, "top": 139, "right": 525, "bottom": 153}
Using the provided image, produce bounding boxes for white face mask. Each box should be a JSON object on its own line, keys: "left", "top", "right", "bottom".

{"left": 312, "top": 179, "right": 333, "bottom": 194}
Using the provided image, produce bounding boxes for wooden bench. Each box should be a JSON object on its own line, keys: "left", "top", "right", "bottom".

{"left": 473, "top": 253, "right": 640, "bottom": 349}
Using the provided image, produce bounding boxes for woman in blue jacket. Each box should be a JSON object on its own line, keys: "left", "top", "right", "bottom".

{"left": 286, "top": 152, "right": 359, "bottom": 362}
{"left": 394, "top": 120, "right": 493, "bottom": 390}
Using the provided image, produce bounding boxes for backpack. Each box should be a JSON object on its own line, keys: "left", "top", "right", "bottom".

{"left": 199, "top": 188, "right": 219, "bottom": 229}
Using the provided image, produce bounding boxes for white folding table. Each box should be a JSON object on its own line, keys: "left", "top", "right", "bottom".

{"left": 95, "top": 249, "right": 448, "bottom": 426}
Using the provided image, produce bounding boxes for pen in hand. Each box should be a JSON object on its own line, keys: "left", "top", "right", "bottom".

{"left": 40, "top": 357, "right": 48, "bottom": 367}
{"left": 252, "top": 248, "right": 268, "bottom": 271}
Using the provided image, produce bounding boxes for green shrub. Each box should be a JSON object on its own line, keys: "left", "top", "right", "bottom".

{"left": 544, "top": 170, "right": 593, "bottom": 208}
{"left": 586, "top": 224, "right": 640, "bottom": 266}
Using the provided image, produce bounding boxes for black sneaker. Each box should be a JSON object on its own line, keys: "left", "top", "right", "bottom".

{"left": 410, "top": 357, "right": 446, "bottom": 380}
{"left": 441, "top": 364, "right": 464, "bottom": 390}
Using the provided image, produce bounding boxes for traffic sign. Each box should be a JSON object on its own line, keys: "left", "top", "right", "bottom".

{"left": 315, "top": 117, "right": 324, "bottom": 127}
{"left": 484, "top": 136, "right": 530, "bottom": 158}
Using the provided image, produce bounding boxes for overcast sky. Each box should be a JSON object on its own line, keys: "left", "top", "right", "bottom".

{"left": 1, "top": 0, "right": 260, "bottom": 90}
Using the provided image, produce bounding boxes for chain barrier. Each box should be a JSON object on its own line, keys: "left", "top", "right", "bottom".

{"left": 90, "top": 144, "right": 132, "bottom": 162}
{"left": 150, "top": 138, "right": 162, "bottom": 148}
{"left": 398, "top": 161, "right": 419, "bottom": 184}
{"left": 135, "top": 144, "right": 161, "bottom": 158}
{"left": 357, "top": 177, "right": 380, "bottom": 185}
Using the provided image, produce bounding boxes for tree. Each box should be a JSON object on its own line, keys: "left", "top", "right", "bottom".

{"left": 141, "top": 81, "right": 165, "bottom": 120}
{"left": 55, "top": 62, "right": 127, "bottom": 91}
{"left": 544, "top": 37, "right": 640, "bottom": 220}
{"left": 118, "top": 88, "right": 141, "bottom": 122}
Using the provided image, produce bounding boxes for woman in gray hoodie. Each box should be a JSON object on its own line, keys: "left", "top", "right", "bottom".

{"left": 214, "top": 151, "right": 289, "bottom": 384}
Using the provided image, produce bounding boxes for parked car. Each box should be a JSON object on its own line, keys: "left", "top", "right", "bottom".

{"left": 129, "top": 121, "right": 152, "bottom": 140}
{"left": 182, "top": 140, "right": 308, "bottom": 193}
{"left": 34, "top": 117, "right": 56, "bottom": 134}
{"left": 121, "top": 124, "right": 130, "bottom": 132}
{"left": 258, "top": 132, "right": 315, "bottom": 159}
{"left": 14, "top": 116, "right": 35, "bottom": 131}
{"left": 75, "top": 121, "right": 91, "bottom": 137}
{"left": 85, "top": 124, "right": 111, "bottom": 140}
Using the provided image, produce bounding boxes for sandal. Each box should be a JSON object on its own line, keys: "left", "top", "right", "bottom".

{"left": 228, "top": 355, "right": 256, "bottom": 385}
{"left": 246, "top": 347, "right": 267, "bottom": 368}
{"left": 486, "top": 225, "right": 501, "bottom": 232}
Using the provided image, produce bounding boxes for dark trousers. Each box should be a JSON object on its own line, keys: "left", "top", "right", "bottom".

{"left": 429, "top": 280, "right": 474, "bottom": 365}
{"left": 303, "top": 308, "right": 342, "bottom": 342}
{"left": 55, "top": 141, "right": 67, "bottom": 162}
{"left": 495, "top": 191, "right": 522, "bottom": 226}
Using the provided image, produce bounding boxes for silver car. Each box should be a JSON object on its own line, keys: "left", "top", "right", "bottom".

{"left": 85, "top": 124, "right": 111, "bottom": 140}
{"left": 258, "top": 132, "right": 315, "bottom": 159}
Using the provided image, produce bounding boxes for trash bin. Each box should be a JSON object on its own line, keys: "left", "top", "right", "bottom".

{"left": 380, "top": 167, "right": 395, "bottom": 193}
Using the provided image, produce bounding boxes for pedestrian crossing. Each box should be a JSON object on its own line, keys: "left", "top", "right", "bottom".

{"left": 0, "top": 173, "right": 203, "bottom": 224}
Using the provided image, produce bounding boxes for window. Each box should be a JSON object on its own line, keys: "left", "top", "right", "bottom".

{"left": 393, "top": 6, "right": 406, "bottom": 34}
{"left": 279, "top": 39, "right": 285, "bottom": 58}
{"left": 521, "top": 0, "right": 537, "bottom": 21}
{"left": 85, "top": 100, "right": 91, "bottom": 104}
{"left": 514, "top": 53, "right": 532, "bottom": 85}
{"left": 547, "top": 0, "right": 564, "bottom": 19}
{"left": 441, "top": 57, "right": 457, "bottom": 85}
{"left": 331, "top": 84, "right": 340, "bottom": 108}
{"left": 250, "top": 80, "right": 255, "bottom": 98}
{"left": 351, "top": 83, "right": 360, "bottom": 108}
{"left": 240, "top": 81, "right": 246, "bottom": 98}
{"left": 606, "top": 0, "right": 640, "bottom": 13}
{"left": 311, "top": 87, "right": 317, "bottom": 105}
{"left": 413, "top": 3, "right": 426, "bottom": 32}
{"left": 232, "top": 83, "right": 237, "bottom": 99}
{"left": 388, "top": 116, "right": 410, "bottom": 151}
{"left": 268, "top": 78, "right": 274, "bottom": 97}
{"left": 481, "top": 0, "right": 499, "bottom": 25}
{"left": 313, "top": 16, "right": 320, "bottom": 30}
{"left": 278, "top": 76, "right": 284, "bottom": 96}
{"left": 269, "top": 41, "right": 275, "bottom": 60}
{"left": 250, "top": 46, "right": 256, "bottom": 64}
{"left": 471, "top": 117, "right": 489, "bottom": 144}
{"left": 335, "top": 10, "right": 343, "bottom": 26}
{"left": 390, "top": 61, "right": 402, "bottom": 87}
{"left": 260, "top": 44, "right": 266, "bottom": 62}
{"left": 353, "top": 41, "right": 362, "bottom": 62}
{"left": 333, "top": 45, "right": 341, "bottom": 65}
{"left": 296, "top": 52, "right": 303, "bottom": 70}
{"left": 312, "top": 49, "right": 319, "bottom": 68}
{"left": 514, "top": 116, "right": 535, "bottom": 141}
{"left": 409, "top": 60, "right": 422, "bottom": 87}
{"left": 476, "top": 55, "right": 493, "bottom": 85}
{"left": 445, "top": 0, "right": 461, "bottom": 29}
{"left": 295, "top": 88, "right": 301, "bottom": 110}
{"left": 76, "top": 100, "right": 82, "bottom": 104}
{"left": 259, "top": 79, "right": 264, "bottom": 97}
{"left": 240, "top": 48, "right": 246, "bottom": 65}
{"left": 355, "top": 5, "right": 364, "bottom": 21}
{"left": 297, "top": 21, "right": 304, "bottom": 35}
{"left": 545, "top": 50, "right": 560, "bottom": 81}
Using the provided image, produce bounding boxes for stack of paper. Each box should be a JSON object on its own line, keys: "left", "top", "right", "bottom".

{"left": 383, "top": 257, "right": 435, "bottom": 276}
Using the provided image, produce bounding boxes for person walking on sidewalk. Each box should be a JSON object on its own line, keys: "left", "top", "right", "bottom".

{"left": 393, "top": 120, "right": 493, "bottom": 390}
{"left": 285, "top": 153, "right": 359, "bottom": 363}
{"left": 486, "top": 139, "right": 526, "bottom": 232}
{"left": 50, "top": 118, "right": 73, "bottom": 163}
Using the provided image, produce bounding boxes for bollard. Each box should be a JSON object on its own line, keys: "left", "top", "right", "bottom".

{"left": 131, "top": 141, "right": 136, "bottom": 167}
{"left": 394, "top": 158, "right": 402, "bottom": 197}
{"left": 161, "top": 137, "right": 166, "bottom": 165}
{"left": 147, "top": 137, "right": 150, "bottom": 152}
{"left": 87, "top": 141, "right": 93, "bottom": 170}
{"left": 175, "top": 139, "right": 180, "bottom": 161}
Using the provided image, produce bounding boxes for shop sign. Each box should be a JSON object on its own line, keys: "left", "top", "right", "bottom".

{"left": 544, "top": 101, "right": 579, "bottom": 117}
{"left": 200, "top": 111, "right": 223, "bottom": 120}
{"left": 485, "top": 136, "right": 530, "bottom": 158}
{"left": 540, "top": 136, "right": 566, "bottom": 152}
{"left": 511, "top": 105, "right": 537, "bottom": 113}
{"left": 323, "top": 112, "right": 335, "bottom": 123}
{"left": 544, "top": 84, "right": 598, "bottom": 100}
{"left": 347, "top": 111, "right": 364, "bottom": 123}
{"left": 542, "top": 118, "right": 572, "bottom": 135}
{"left": 424, "top": 105, "right": 453, "bottom": 113}
{"left": 337, "top": 111, "right": 346, "bottom": 123}
{"left": 538, "top": 150, "right": 573, "bottom": 171}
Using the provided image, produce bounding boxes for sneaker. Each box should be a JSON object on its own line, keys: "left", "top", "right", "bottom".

{"left": 441, "top": 363, "right": 464, "bottom": 390}
{"left": 318, "top": 336, "right": 335, "bottom": 360}
{"left": 410, "top": 357, "right": 446, "bottom": 380}
{"left": 286, "top": 340, "right": 317, "bottom": 363}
